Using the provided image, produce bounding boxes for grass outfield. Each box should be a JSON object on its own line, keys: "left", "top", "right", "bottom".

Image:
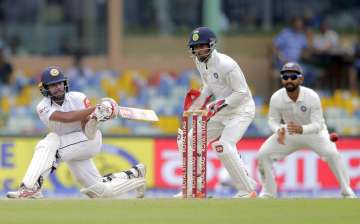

{"left": 0, "top": 199, "right": 359, "bottom": 224}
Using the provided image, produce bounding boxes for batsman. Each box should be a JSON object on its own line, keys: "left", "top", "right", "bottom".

{"left": 177, "top": 27, "right": 257, "bottom": 198}
{"left": 7, "top": 67, "right": 146, "bottom": 199}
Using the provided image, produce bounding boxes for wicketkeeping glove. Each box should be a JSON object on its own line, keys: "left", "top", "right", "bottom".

{"left": 183, "top": 89, "right": 201, "bottom": 111}
{"left": 206, "top": 99, "right": 227, "bottom": 120}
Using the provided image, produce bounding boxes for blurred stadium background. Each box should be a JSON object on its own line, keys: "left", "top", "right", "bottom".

{"left": 0, "top": 0, "right": 359, "bottom": 198}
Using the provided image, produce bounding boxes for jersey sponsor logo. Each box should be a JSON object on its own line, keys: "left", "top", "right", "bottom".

{"left": 300, "top": 105, "right": 307, "bottom": 112}
{"left": 38, "top": 106, "right": 50, "bottom": 114}
{"left": 83, "top": 97, "right": 91, "bottom": 108}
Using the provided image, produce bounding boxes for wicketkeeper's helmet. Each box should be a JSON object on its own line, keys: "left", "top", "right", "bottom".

{"left": 188, "top": 27, "right": 217, "bottom": 50}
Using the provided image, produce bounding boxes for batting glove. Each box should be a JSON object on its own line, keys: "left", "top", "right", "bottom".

{"left": 93, "top": 98, "right": 118, "bottom": 122}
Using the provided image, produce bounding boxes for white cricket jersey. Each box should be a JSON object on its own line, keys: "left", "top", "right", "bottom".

{"left": 36, "top": 91, "right": 90, "bottom": 136}
{"left": 268, "top": 86, "right": 327, "bottom": 134}
{"left": 193, "top": 50, "right": 255, "bottom": 115}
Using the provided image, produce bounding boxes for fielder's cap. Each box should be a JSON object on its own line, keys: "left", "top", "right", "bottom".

{"left": 280, "top": 62, "right": 303, "bottom": 74}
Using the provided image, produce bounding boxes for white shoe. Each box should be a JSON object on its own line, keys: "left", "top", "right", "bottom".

{"left": 258, "top": 192, "right": 275, "bottom": 199}
{"left": 173, "top": 191, "right": 183, "bottom": 198}
{"left": 342, "top": 192, "right": 357, "bottom": 199}
{"left": 233, "top": 190, "right": 257, "bottom": 198}
{"left": 7, "top": 187, "right": 43, "bottom": 199}
{"left": 134, "top": 164, "right": 146, "bottom": 198}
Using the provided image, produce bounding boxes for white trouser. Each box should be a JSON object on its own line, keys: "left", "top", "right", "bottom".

{"left": 58, "top": 130, "right": 103, "bottom": 188}
{"left": 257, "top": 130, "right": 355, "bottom": 197}
{"left": 22, "top": 132, "right": 60, "bottom": 188}
{"left": 209, "top": 112, "right": 257, "bottom": 192}
{"left": 58, "top": 130, "right": 146, "bottom": 198}
{"left": 21, "top": 130, "right": 102, "bottom": 189}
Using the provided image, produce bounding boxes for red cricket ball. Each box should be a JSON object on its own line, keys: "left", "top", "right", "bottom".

{"left": 330, "top": 132, "right": 338, "bottom": 142}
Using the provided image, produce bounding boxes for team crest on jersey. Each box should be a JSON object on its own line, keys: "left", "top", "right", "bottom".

{"left": 213, "top": 73, "right": 219, "bottom": 79}
{"left": 50, "top": 68, "right": 60, "bottom": 76}
{"left": 300, "top": 105, "right": 307, "bottom": 112}
{"left": 192, "top": 33, "right": 199, "bottom": 41}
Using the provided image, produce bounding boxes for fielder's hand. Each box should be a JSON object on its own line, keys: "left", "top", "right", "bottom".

{"left": 93, "top": 98, "right": 118, "bottom": 122}
{"left": 277, "top": 127, "right": 285, "bottom": 145}
{"left": 206, "top": 99, "right": 227, "bottom": 120}
{"left": 287, "top": 121, "right": 303, "bottom": 135}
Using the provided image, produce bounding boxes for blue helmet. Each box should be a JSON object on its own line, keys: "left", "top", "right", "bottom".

{"left": 39, "top": 66, "right": 68, "bottom": 97}
{"left": 188, "top": 27, "right": 216, "bottom": 49}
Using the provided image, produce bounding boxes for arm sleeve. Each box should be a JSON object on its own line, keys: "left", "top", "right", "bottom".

{"left": 224, "top": 66, "right": 251, "bottom": 107}
{"left": 268, "top": 96, "right": 284, "bottom": 133}
{"left": 302, "top": 94, "right": 324, "bottom": 134}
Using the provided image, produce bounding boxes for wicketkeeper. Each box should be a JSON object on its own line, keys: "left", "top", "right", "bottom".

{"left": 177, "top": 27, "right": 258, "bottom": 198}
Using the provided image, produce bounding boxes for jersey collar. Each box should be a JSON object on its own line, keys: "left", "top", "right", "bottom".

{"left": 283, "top": 86, "right": 304, "bottom": 103}
{"left": 297, "top": 86, "right": 305, "bottom": 102}
{"left": 51, "top": 92, "right": 69, "bottom": 106}
{"left": 196, "top": 49, "right": 218, "bottom": 68}
{"left": 206, "top": 49, "right": 218, "bottom": 67}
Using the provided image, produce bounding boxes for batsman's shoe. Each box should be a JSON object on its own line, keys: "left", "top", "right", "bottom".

{"left": 134, "top": 164, "right": 146, "bottom": 198}
{"left": 258, "top": 192, "right": 275, "bottom": 199}
{"left": 6, "top": 187, "right": 43, "bottom": 199}
{"left": 233, "top": 190, "right": 257, "bottom": 199}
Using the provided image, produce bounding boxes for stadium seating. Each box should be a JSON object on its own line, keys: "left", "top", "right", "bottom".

{"left": 1, "top": 69, "right": 360, "bottom": 137}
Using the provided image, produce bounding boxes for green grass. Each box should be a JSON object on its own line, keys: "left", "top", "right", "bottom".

{"left": 0, "top": 199, "right": 359, "bottom": 224}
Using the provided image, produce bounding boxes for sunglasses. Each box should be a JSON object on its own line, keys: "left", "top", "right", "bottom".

{"left": 281, "top": 74, "right": 302, "bottom": 80}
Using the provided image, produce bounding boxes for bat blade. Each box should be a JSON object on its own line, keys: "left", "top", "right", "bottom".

{"left": 117, "top": 106, "right": 159, "bottom": 122}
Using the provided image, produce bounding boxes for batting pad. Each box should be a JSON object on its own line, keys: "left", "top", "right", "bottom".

{"left": 80, "top": 178, "right": 146, "bottom": 198}
{"left": 214, "top": 141, "right": 256, "bottom": 192}
{"left": 22, "top": 132, "right": 60, "bottom": 188}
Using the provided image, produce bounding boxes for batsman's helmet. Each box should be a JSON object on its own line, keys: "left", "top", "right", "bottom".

{"left": 188, "top": 27, "right": 216, "bottom": 49}
{"left": 39, "top": 66, "right": 68, "bottom": 97}
{"left": 280, "top": 62, "right": 303, "bottom": 75}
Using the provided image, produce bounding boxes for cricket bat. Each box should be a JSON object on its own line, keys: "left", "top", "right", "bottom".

{"left": 117, "top": 106, "right": 159, "bottom": 122}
